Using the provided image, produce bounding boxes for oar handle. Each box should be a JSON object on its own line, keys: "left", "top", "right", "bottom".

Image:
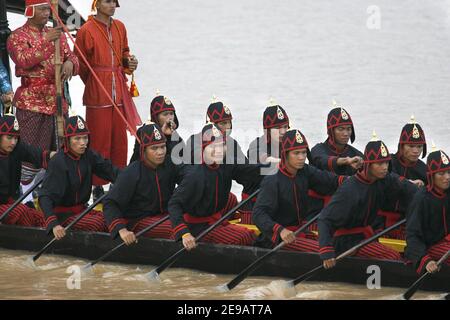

{"left": 89, "top": 215, "right": 170, "bottom": 268}
{"left": 226, "top": 212, "right": 321, "bottom": 291}
{"left": 403, "top": 249, "right": 450, "bottom": 300}
{"left": 292, "top": 219, "right": 407, "bottom": 286}
{"left": 152, "top": 189, "right": 261, "bottom": 276}
{"left": 32, "top": 193, "right": 108, "bottom": 262}
{"left": 0, "top": 176, "right": 44, "bottom": 223}
{"left": 436, "top": 249, "right": 450, "bottom": 266}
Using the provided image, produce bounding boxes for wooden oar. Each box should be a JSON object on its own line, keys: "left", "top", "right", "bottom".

{"left": 30, "top": 193, "right": 108, "bottom": 264}
{"left": 83, "top": 215, "right": 170, "bottom": 272}
{"left": 280, "top": 218, "right": 407, "bottom": 296}
{"left": 145, "top": 189, "right": 260, "bottom": 282}
{"left": 402, "top": 249, "right": 450, "bottom": 300}
{"left": 0, "top": 176, "right": 44, "bottom": 223}
{"left": 217, "top": 212, "right": 321, "bottom": 292}
{"left": 51, "top": 0, "right": 64, "bottom": 150}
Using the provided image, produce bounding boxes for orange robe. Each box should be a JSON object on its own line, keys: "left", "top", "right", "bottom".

{"left": 74, "top": 16, "right": 141, "bottom": 186}
{"left": 75, "top": 16, "right": 131, "bottom": 108}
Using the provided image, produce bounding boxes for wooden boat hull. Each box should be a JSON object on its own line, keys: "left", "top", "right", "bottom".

{"left": 0, "top": 224, "right": 448, "bottom": 292}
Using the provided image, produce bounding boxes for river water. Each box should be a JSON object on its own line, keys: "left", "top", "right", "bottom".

{"left": 2, "top": 0, "right": 450, "bottom": 299}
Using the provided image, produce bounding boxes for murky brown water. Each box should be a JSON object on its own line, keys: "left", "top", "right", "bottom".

{"left": 0, "top": 249, "right": 446, "bottom": 300}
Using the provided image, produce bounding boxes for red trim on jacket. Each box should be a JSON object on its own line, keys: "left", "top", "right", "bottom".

{"left": 173, "top": 223, "right": 189, "bottom": 234}
{"left": 319, "top": 246, "right": 335, "bottom": 254}
{"left": 327, "top": 156, "right": 336, "bottom": 172}
{"left": 108, "top": 218, "right": 128, "bottom": 233}
{"left": 355, "top": 172, "right": 374, "bottom": 185}
{"left": 155, "top": 171, "right": 164, "bottom": 214}
{"left": 45, "top": 215, "right": 57, "bottom": 227}
{"left": 417, "top": 254, "right": 432, "bottom": 274}
{"left": 272, "top": 223, "right": 282, "bottom": 243}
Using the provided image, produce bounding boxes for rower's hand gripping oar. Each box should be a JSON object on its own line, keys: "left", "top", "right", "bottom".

{"left": 0, "top": 176, "right": 44, "bottom": 223}
{"left": 402, "top": 249, "right": 450, "bottom": 300}
{"left": 29, "top": 193, "right": 108, "bottom": 265}
{"left": 217, "top": 212, "right": 321, "bottom": 292}
{"left": 280, "top": 218, "right": 407, "bottom": 297}
{"left": 82, "top": 215, "right": 170, "bottom": 273}
{"left": 145, "top": 189, "right": 260, "bottom": 282}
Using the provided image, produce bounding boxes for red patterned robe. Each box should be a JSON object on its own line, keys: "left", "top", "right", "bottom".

{"left": 7, "top": 21, "right": 79, "bottom": 116}
{"left": 7, "top": 21, "right": 79, "bottom": 183}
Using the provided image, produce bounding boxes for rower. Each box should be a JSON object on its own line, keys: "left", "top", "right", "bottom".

{"left": 378, "top": 116, "right": 427, "bottom": 239}
{"left": 185, "top": 97, "right": 247, "bottom": 165}
{"left": 239, "top": 100, "right": 290, "bottom": 224}
{"left": 318, "top": 132, "right": 418, "bottom": 269}
{"left": 310, "top": 103, "right": 363, "bottom": 175}
{"left": 309, "top": 103, "right": 363, "bottom": 218}
{"left": 0, "top": 112, "right": 53, "bottom": 227}
{"left": 38, "top": 114, "right": 120, "bottom": 240}
{"left": 185, "top": 97, "right": 248, "bottom": 219}
{"left": 169, "top": 123, "right": 261, "bottom": 250}
{"left": 130, "top": 93, "right": 185, "bottom": 165}
{"left": 405, "top": 145, "right": 450, "bottom": 274}
{"left": 252, "top": 129, "right": 345, "bottom": 251}
{"left": 103, "top": 122, "right": 184, "bottom": 245}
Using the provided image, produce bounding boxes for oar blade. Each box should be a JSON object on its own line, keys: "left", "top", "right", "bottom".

{"left": 402, "top": 281, "right": 421, "bottom": 300}
{"left": 216, "top": 284, "right": 231, "bottom": 293}
{"left": 81, "top": 263, "right": 95, "bottom": 276}
{"left": 25, "top": 256, "right": 38, "bottom": 269}
{"left": 145, "top": 269, "right": 162, "bottom": 282}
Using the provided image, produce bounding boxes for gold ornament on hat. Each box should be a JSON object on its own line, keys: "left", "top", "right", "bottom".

{"left": 269, "top": 97, "right": 277, "bottom": 107}
{"left": 224, "top": 105, "right": 231, "bottom": 115}
{"left": 341, "top": 108, "right": 349, "bottom": 120}
{"left": 13, "top": 119, "right": 19, "bottom": 131}
{"left": 380, "top": 142, "right": 388, "bottom": 157}
{"left": 441, "top": 151, "right": 449, "bottom": 165}
{"left": 412, "top": 124, "right": 420, "bottom": 139}
{"left": 296, "top": 130, "right": 303, "bottom": 144}
{"left": 77, "top": 117, "right": 85, "bottom": 130}
{"left": 431, "top": 141, "right": 438, "bottom": 152}
{"left": 211, "top": 95, "right": 218, "bottom": 103}
{"left": 409, "top": 115, "right": 416, "bottom": 124}
{"left": 277, "top": 106, "right": 284, "bottom": 120}
{"left": 155, "top": 89, "right": 161, "bottom": 96}
{"left": 154, "top": 126, "right": 162, "bottom": 140}
{"left": 370, "top": 130, "right": 379, "bottom": 142}
{"left": 164, "top": 96, "right": 172, "bottom": 105}
{"left": 332, "top": 99, "right": 338, "bottom": 107}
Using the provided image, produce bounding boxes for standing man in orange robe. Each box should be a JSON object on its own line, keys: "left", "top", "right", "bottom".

{"left": 75, "top": 0, "right": 141, "bottom": 199}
